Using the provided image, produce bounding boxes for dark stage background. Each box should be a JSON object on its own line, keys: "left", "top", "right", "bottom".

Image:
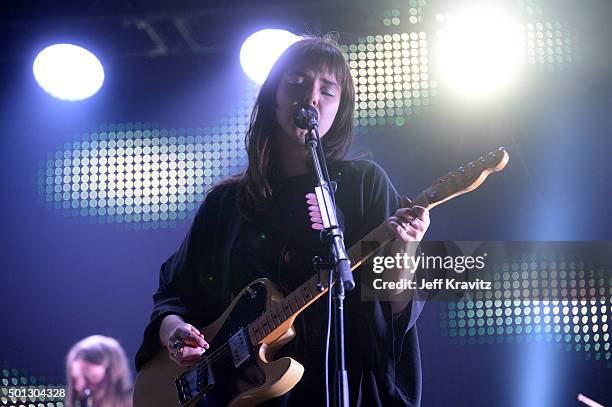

{"left": 1, "top": 1, "right": 611, "bottom": 406}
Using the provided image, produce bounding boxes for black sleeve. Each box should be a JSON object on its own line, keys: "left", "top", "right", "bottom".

{"left": 135, "top": 189, "right": 220, "bottom": 371}
{"left": 358, "top": 159, "right": 402, "bottom": 238}
{"left": 357, "top": 160, "right": 426, "bottom": 364}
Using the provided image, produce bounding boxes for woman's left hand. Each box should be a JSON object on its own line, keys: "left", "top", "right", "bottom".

{"left": 385, "top": 197, "right": 430, "bottom": 242}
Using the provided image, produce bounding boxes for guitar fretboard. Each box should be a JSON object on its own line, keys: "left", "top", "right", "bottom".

{"left": 346, "top": 193, "right": 430, "bottom": 270}
{"left": 248, "top": 270, "right": 331, "bottom": 344}
{"left": 246, "top": 147, "right": 508, "bottom": 346}
{"left": 247, "top": 195, "right": 432, "bottom": 345}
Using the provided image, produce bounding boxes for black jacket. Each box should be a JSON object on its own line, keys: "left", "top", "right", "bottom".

{"left": 135, "top": 160, "right": 425, "bottom": 406}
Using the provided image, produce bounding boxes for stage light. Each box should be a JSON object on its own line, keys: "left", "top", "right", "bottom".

{"left": 240, "top": 29, "right": 300, "bottom": 84}
{"left": 343, "top": 33, "right": 435, "bottom": 131}
{"left": 38, "top": 123, "right": 248, "bottom": 228}
{"left": 520, "top": 21, "right": 574, "bottom": 71}
{"left": 238, "top": 32, "right": 438, "bottom": 132}
{"left": 33, "top": 44, "right": 104, "bottom": 101}
{"left": 434, "top": 6, "right": 523, "bottom": 99}
{"left": 441, "top": 253, "right": 612, "bottom": 364}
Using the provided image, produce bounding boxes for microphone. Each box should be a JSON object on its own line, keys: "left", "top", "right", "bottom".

{"left": 82, "top": 388, "right": 93, "bottom": 407}
{"left": 293, "top": 105, "right": 319, "bottom": 130}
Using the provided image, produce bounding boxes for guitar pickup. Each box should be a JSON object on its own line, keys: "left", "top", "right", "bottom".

{"left": 228, "top": 329, "right": 250, "bottom": 368}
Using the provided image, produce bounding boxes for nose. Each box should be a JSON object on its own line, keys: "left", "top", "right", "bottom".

{"left": 303, "top": 83, "right": 319, "bottom": 108}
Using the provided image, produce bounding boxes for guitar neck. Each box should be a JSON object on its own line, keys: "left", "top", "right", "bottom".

{"left": 248, "top": 269, "right": 332, "bottom": 345}
{"left": 248, "top": 147, "right": 509, "bottom": 346}
{"left": 347, "top": 192, "right": 431, "bottom": 270}
{"left": 247, "top": 194, "right": 425, "bottom": 346}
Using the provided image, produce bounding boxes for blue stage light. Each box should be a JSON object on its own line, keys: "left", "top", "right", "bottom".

{"left": 240, "top": 29, "right": 300, "bottom": 84}
{"left": 33, "top": 43, "right": 104, "bottom": 101}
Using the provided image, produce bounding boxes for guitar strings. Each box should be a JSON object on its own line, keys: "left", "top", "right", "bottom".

{"left": 190, "top": 325, "right": 260, "bottom": 378}
{"left": 191, "top": 286, "right": 314, "bottom": 377}
{"left": 194, "top": 310, "right": 286, "bottom": 374}
{"left": 355, "top": 175, "right": 470, "bottom": 249}
{"left": 345, "top": 178, "right": 466, "bottom": 265}
{"left": 183, "top": 158, "right": 496, "bottom": 396}
{"left": 189, "top": 301, "right": 305, "bottom": 383}
{"left": 184, "top": 197, "right": 428, "bottom": 396}
{"left": 185, "top": 329, "right": 242, "bottom": 385}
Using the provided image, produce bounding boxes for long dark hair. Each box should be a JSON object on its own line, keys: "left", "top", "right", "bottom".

{"left": 223, "top": 36, "right": 355, "bottom": 217}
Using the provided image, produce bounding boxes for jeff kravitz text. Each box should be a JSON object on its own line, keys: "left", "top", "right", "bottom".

{"left": 369, "top": 252, "right": 492, "bottom": 293}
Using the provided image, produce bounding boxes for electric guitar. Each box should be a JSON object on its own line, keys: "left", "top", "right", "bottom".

{"left": 134, "top": 147, "right": 510, "bottom": 406}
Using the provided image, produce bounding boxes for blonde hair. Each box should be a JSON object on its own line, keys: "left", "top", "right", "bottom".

{"left": 65, "top": 335, "right": 133, "bottom": 407}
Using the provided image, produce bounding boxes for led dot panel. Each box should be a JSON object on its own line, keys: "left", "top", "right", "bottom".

{"left": 440, "top": 256, "right": 612, "bottom": 367}
{"left": 519, "top": 21, "right": 574, "bottom": 71}
{"left": 239, "top": 33, "right": 437, "bottom": 131}
{"left": 406, "top": 0, "right": 427, "bottom": 24}
{"left": 342, "top": 32, "right": 437, "bottom": 131}
{"left": 0, "top": 363, "right": 63, "bottom": 407}
{"left": 517, "top": 0, "right": 544, "bottom": 15}
{"left": 37, "top": 123, "right": 248, "bottom": 229}
{"left": 382, "top": 1, "right": 427, "bottom": 26}
{"left": 37, "top": 20, "right": 574, "bottom": 226}
{"left": 441, "top": 299, "right": 611, "bottom": 366}
{"left": 37, "top": 34, "right": 436, "bottom": 230}
{"left": 382, "top": 9, "right": 402, "bottom": 27}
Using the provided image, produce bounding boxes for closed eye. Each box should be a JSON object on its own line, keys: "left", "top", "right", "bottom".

{"left": 285, "top": 75, "right": 336, "bottom": 97}
{"left": 287, "top": 75, "right": 305, "bottom": 85}
{"left": 322, "top": 88, "right": 336, "bottom": 97}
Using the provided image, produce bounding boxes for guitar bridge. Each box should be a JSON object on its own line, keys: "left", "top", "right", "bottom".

{"left": 176, "top": 360, "right": 215, "bottom": 406}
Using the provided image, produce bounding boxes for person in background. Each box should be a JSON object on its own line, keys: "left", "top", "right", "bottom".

{"left": 66, "top": 335, "right": 133, "bottom": 407}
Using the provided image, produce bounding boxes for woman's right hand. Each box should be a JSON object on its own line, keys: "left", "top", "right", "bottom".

{"left": 159, "top": 314, "right": 209, "bottom": 367}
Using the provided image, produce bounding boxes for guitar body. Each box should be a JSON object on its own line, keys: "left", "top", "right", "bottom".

{"left": 134, "top": 147, "right": 509, "bottom": 406}
{"left": 134, "top": 278, "right": 304, "bottom": 407}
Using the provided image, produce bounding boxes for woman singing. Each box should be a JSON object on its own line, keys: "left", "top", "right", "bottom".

{"left": 136, "top": 36, "right": 430, "bottom": 406}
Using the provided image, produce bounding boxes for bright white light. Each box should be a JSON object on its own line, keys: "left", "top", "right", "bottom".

{"left": 435, "top": 7, "right": 523, "bottom": 99}
{"left": 33, "top": 44, "right": 105, "bottom": 101}
{"left": 240, "top": 29, "right": 300, "bottom": 84}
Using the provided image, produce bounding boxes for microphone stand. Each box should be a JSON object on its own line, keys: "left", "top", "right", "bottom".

{"left": 80, "top": 388, "right": 93, "bottom": 407}
{"left": 305, "top": 124, "right": 353, "bottom": 407}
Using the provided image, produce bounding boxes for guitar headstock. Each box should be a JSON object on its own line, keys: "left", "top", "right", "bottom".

{"left": 418, "top": 147, "right": 509, "bottom": 210}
